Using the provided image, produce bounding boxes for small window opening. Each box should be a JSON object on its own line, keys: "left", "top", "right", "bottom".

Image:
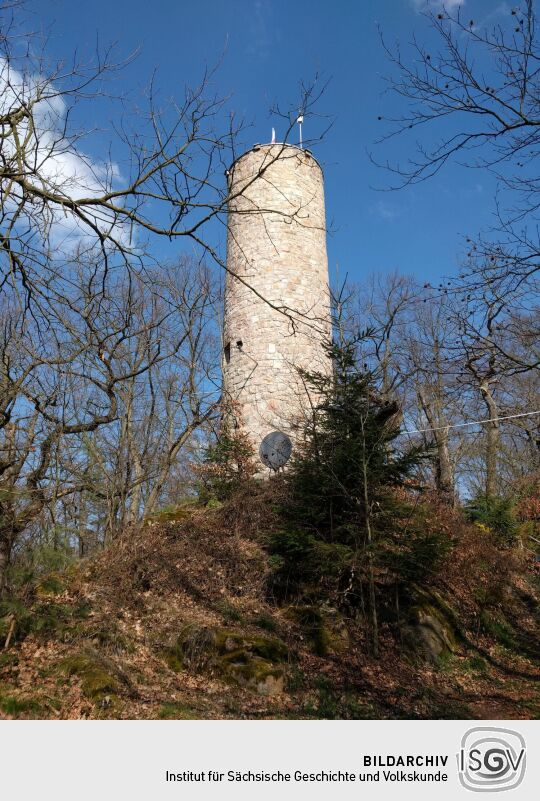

{"left": 236, "top": 339, "right": 243, "bottom": 350}
{"left": 224, "top": 342, "right": 231, "bottom": 364}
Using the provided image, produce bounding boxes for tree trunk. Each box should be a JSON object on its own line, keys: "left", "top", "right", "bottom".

{"left": 0, "top": 535, "right": 12, "bottom": 598}
{"left": 417, "top": 388, "right": 454, "bottom": 501}
{"left": 435, "top": 429, "right": 454, "bottom": 500}
{"left": 78, "top": 491, "right": 88, "bottom": 558}
{"left": 480, "top": 381, "right": 500, "bottom": 498}
{"left": 360, "top": 416, "right": 378, "bottom": 658}
{"left": 126, "top": 449, "right": 143, "bottom": 525}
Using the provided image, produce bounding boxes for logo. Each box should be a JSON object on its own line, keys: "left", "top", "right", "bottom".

{"left": 458, "top": 727, "right": 526, "bottom": 792}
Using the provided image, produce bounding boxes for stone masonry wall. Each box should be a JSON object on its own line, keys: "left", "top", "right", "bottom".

{"left": 223, "top": 143, "right": 332, "bottom": 462}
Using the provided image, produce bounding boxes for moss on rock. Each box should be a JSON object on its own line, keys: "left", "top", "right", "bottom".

{"left": 212, "top": 629, "right": 288, "bottom": 661}
{"left": 285, "top": 605, "right": 349, "bottom": 656}
{"left": 162, "top": 645, "right": 184, "bottom": 673}
{"left": 163, "top": 623, "right": 288, "bottom": 695}
{"left": 218, "top": 653, "right": 284, "bottom": 696}
{"left": 403, "top": 602, "right": 458, "bottom": 662}
{"left": 60, "top": 650, "right": 121, "bottom": 700}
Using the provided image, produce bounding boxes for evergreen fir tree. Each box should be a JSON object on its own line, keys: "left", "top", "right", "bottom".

{"left": 287, "top": 339, "right": 423, "bottom": 544}
{"left": 275, "top": 337, "right": 429, "bottom": 655}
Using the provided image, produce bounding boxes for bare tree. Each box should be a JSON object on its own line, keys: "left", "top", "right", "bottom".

{"left": 443, "top": 277, "right": 538, "bottom": 497}
{"left": 355, "top": 272, "right": 415, "bottom": 400}
{"left": 405, "top": 294, "right": 463, "bottom": 500}
{"left": 70, "top": 258, "right": 220, "bottom": 541}
{"left": 348, "top": 272, "right": 539, "bottom": 500}
{"left": 351, "top": 276, "right": 463, "bottom": 497}
{"left": 376, "top": 1, "right": 540, "bottom": 301}
{"left": 0, "top": 252, "right": 221, "bottom": 591}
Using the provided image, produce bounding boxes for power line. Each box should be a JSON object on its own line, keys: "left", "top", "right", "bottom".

{"left": 404, "top": 409, "right": 540, "bottom": 436}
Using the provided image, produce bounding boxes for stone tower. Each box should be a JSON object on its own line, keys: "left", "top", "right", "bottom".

{"left": 223, "top": 142, "right": 331, "bottom": 459}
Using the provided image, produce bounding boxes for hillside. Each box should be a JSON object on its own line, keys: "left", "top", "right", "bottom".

{"left": 1, "top": 482, "right": 539, "bottom": 720}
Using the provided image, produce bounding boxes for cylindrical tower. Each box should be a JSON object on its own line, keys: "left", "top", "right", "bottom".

{"left": 223, "top": 143, "right": 331, "bottom": 459}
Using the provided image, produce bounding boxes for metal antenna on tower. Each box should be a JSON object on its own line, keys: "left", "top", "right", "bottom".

{"left": 297, "top": 114, "right": 304, "bottom": 149}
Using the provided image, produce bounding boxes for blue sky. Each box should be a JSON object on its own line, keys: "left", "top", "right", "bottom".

{"left": 30, "top": 0, "right": 507, "bottom": 287}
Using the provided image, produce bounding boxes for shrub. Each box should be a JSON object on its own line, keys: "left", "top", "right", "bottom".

{"left": 197, "top": 426, "right": 257, "bottom": 502}
{"left": 380, "top": 528, "right": 452, "bottom": 587}
{"left": 267, "top": 528, "right": 352, "bottom": 600}
{"left": 464, "top": 495, "right": 519, "bottom": 547}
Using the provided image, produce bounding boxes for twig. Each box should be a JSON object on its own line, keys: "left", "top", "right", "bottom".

{"left": 4, "top": 615, "right": 15, "bottom": 649}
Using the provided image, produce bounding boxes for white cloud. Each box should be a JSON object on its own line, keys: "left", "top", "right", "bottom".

{"left": 411, "top": 0, "right": 465, "bottom": 12}
{"left": 0, "top": 57, "right": 130, "bottom": 253}
{"left": 245, "top": 0, "right": 281, "bottom": 60}
{"left": 373, "top": 200, "right": 401, "bottom": 221}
